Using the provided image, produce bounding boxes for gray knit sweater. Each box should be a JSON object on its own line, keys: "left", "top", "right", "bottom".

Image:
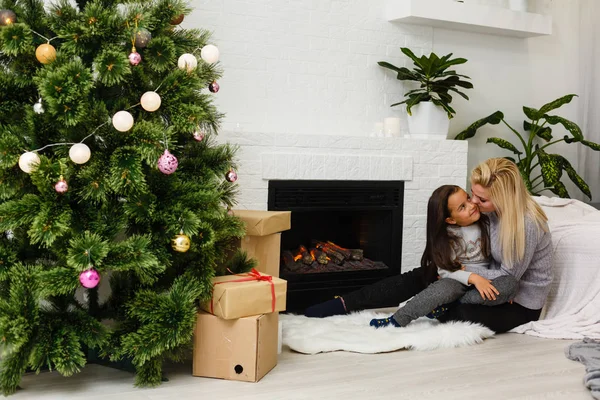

{"left": 466, "top": 213, "right": 553, "bottom": 310}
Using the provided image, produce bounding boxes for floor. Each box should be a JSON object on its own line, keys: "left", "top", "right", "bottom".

{"left": 13, "top": 333, "right": 591, "bottom": 400}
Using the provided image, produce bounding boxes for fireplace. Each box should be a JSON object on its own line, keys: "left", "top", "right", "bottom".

{"left": 268, "top": 180, "right": 404, "bottom": 312}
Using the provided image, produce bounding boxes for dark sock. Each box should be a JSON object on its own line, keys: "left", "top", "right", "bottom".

{"left": 304, "top": 297, "right": 347, "bottom": 318}
{"left": 370, "top": 316, "right": 401, "bottom": 329}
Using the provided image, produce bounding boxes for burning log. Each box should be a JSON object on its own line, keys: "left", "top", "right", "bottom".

{"left": 314, "top": 242, "right": 344, "bottom": 265}
{"left": 296, "top": 245, "right": 314, "bottom": 265}
{"left": 325, "top": 241, "right": 352, "bottom": 260}
{"left": 311, "top": 248, "right": 329, "bottom": 265}
{"left": 282, "top": 250, "right": 302, "bottom": 271}
{"left": 350, "top": 249, "right": 364, "bottom": 261}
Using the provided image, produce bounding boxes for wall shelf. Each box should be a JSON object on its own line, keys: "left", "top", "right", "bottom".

{"left": 386, "top": 0, "right": 552, "bottom": 38}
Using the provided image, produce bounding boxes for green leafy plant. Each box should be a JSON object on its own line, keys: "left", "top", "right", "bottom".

{"left": 454, "top": 94, "right": 600, "bottom": 199}
{"left": 378, "top": 47, "right": 473, "bottom": 118}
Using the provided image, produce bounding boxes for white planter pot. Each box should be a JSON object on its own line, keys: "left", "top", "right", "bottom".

{"left": 508, "top": 0, "right": 528, "bottom": 12}
{"left": 407, "top": 102, "right": 450, "bottom": 140}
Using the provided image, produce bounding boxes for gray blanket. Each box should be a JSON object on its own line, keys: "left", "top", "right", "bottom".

{"left": 566, "top": 338, "right": 600, "bottom": 399}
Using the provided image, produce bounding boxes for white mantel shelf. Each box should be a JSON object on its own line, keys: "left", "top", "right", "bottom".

{"left": 387, "top": 0, "right": 552, "bottom": 38}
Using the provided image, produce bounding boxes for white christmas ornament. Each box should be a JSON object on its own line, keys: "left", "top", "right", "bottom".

{"left": 69, "top": 143, "right": 91, "bottom": 164}
{"left": 140, "top": 91, "right": 161, "bottom": 112}
{"left": 200, "top": 44, "right": 219, "bottom": 64}
{"left": 112, "top": 110, "right": 134, "bottom": 132}
{"left": 177, "top": 53, "right": 197, "bottom": 72}
{"left": 18, "top": 152, "right": 40, "bottom": 173}
{"left": 33, "top": 99, "right": 44, "bottom": 114}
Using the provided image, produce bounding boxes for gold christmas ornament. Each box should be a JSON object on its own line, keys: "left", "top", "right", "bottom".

{"left": 35, "top": 43, "right": 56, "bottom": 64}
{"left": 171, "top": 233, "right": 191, "bottom": 252}
{"left": 170, "top": 14, "right": 184, "bottom": 25}
{"left": 0, "top": 9, "right": 16, "bottom": 26}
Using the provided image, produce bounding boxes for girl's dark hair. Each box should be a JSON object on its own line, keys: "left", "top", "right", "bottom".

{"left": 420, "top": 185, "right": 490, "bottom": 283}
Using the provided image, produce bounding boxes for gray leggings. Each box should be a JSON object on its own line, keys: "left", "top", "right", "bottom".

{"left": 392, "top": 275, "right": 519, "bottom": 327}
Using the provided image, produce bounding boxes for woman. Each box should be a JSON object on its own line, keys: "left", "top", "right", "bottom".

{"left": 305, "top": 158, "right": 553, "bottom": 333}
{"left": 369, "top": 184, "right": 518, "bottom": 329}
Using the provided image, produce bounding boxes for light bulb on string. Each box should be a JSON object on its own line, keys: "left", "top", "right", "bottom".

{"left": 140, "top": 91, "right": 161, "bottom": 112}
{"left": 200, "top": 44, "right": 219, "bottom": 64}
{"left": 112, "top": 110, "right": 134, "bottom": 132}
{"left": 177, "top": 53, "right": 197, "bottom": 72}
{"left": 18, "top": 152, "right": 40, "bottom": 173}
{"left": 69, "top": 143, "right": 91, "bottom": 164}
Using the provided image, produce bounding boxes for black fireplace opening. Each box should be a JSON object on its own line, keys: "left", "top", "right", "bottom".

{"left": 268, "top": 180, "right": 404, "bottom": 313}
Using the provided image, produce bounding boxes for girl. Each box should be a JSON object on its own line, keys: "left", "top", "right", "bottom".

{"left": 369, "top": 185, "right": 518, "bottom": 328}
{"left": 305, "top": 158, "right": 552, "bottom": 334}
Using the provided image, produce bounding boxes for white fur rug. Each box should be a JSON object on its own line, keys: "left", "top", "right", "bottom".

{"left": 281, "top": 310, "right": 495, "bottom": 354}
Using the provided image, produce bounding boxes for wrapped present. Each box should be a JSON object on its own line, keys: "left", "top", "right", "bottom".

{"left": 231, "top": 210, "right": 291, "bottom": 277}
{"left": 193, "top": 311, "right": 278, "bottom": 382}
{"left": 200, "top": 269, "right": 287, "bottom": 319}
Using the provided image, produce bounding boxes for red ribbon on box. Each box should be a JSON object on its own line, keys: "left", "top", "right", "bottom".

{"left": 210, "top": 268, "right": 276, "bottom": 315}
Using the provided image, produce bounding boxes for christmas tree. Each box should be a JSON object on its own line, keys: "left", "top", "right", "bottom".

{"left": 0, "top": 0, "right": 245, "bottom": 394}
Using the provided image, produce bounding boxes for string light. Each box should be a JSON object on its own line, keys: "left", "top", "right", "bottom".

{"left": 16, "top": 21, "right": 218, "bottom": 171}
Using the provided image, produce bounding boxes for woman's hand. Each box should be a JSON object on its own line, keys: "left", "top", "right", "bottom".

{"left": 468, "top": 274, "right": 500, "bottom": 301}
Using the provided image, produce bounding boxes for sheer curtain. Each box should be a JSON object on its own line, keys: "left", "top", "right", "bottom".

{"left": 578, "top": 0, "right": 600, "bottom": 203}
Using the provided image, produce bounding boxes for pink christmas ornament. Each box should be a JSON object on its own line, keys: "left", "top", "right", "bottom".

{"left": 158, "top": 149, "right": 178, "bottom": 174}
{"left": 208, "top": 81, "right": 220, "bottom": 93}
{"left": 129, "top": 51, "right": 142, "bottom": 66}
{"left": 79, "top": 268, "right": 100, "bottom": 289}
{"left": 54, "top": 177, "right": 68, "bottom": 193}
{"left": 193, "top": 130, "right": 205, "bottom": 142}
{"left": 225, "top": 168, "right": 238, "bottom": 183}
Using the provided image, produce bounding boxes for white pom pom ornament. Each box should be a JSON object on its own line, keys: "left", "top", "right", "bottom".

{"left": 177, "top": 53, "right": 198, "bottom": 72}
{"left": 18, "top": 152, "right": 40, "bottom": 173}
{"left": 200, "top": 44, "right": 219, "bottom": 64}
{"left": 140, "top": 91, "right": 161, "bottom": 112}
{"left": 69, "top": 143, "right": 91, "bottom": 164}
{"left": 112, "top": 110, "right": 134, "bottom": 132}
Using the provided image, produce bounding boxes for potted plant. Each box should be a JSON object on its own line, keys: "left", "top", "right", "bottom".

{"left": 454, "top": 94, "right": 600, "bottom": 199}
{"left": 378, "top": 48, "right": 473, "bottom": 139}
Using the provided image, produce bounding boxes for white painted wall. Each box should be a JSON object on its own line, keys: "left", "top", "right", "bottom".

{"left": 436, "top": 0, "right": 583, "bottom": 198}
{"left": 188, "top": 0, "right": 586, "bottom": 197}
{"left": 187, "top": 0, "right": 432, "bottom": 137}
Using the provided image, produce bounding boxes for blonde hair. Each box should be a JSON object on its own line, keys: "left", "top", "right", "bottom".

{"left": 471, "top": 158, "right": 548, "bottom": 268}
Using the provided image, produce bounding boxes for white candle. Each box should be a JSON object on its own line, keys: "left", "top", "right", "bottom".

{"left": 508, "top": 0, "right": 528, "bottom": 12}
{"left": 384, "top": 117, "right": 401, "bottom": 137}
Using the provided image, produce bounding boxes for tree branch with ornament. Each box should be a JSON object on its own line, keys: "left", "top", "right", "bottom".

{"left": 0, "top": 0, "right": 245, "bottom": 394}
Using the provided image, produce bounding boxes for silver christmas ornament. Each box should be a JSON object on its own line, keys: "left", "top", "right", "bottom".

{"left": 134, "top": 29, "right": 152, "bottom": 49}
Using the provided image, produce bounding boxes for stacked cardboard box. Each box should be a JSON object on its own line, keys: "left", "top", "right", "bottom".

{"left": 193, "top": 210, "right": 290, "bottom": 382}
{"left": 230, "top": 210, "right": 291, "bottom": 277}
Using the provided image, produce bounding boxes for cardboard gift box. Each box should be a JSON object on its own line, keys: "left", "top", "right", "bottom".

{"left": 200, "top": 271, "right": 287, "bottom": 319}
{"left": 232, "top": 210, "right": 291, "bottom": 277}
{"left": 193, "top": 311, "right": 278, "bottom": 382}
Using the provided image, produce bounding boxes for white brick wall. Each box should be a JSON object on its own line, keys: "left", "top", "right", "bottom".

{"left": 217, "top": 132, "right": 469, "bottom": 271}
{"left": 187, "top": 0, "right": 433, "bottom": 137}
